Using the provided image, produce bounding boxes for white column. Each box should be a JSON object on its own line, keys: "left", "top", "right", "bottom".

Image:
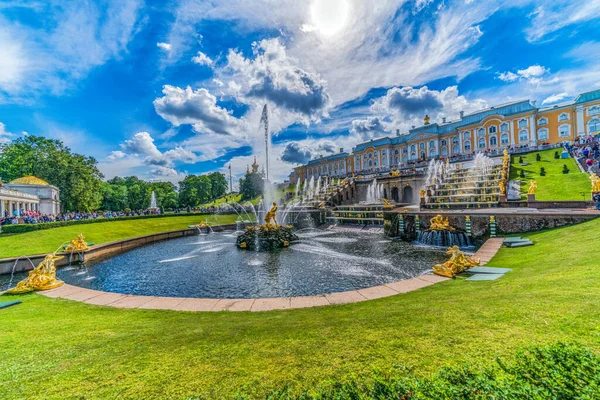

{"left": 0, "top": 200, "right": 4, "bottom": 217}
{"left": 509, "top": 120, "right": 515, "bottom": 145}
{"left": 459, "top": 132, "right": 464, "bottom": 154}
{"left": 576, "top": 106, "right": 585, "bottom": 137}
{"left": 529, "top": 115, "right": 536, "bottom": 143}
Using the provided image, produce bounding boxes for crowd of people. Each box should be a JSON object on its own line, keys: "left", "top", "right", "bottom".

{"left": 1, "top": 208, "right": 163, "bottom": 226}
{"left": 569, "top": 134, "right": 600, "bottom": 174}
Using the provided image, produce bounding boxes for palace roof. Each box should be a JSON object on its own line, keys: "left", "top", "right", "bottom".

{"left": 9, "top": 176, "right": 50, "bottom": 186}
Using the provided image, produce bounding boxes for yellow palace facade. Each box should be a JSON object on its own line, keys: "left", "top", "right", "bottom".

{"left": 290, "top": 89, "right": 600, "bottom": 184}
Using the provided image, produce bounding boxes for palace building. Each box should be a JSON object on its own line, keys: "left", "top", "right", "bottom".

{"left": 290, "top": 89, "right": 600, "bottom": 184}
{"left": 0, "top": 176, "right": 61, "bottom": 216}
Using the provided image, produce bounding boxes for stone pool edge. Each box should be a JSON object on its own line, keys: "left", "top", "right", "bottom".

{"left": 35, "top": 239, "right": 504, "bottom": 312}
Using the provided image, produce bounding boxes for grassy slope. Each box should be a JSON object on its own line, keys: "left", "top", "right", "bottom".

{"left": 1, "top": 218, "right": 599, "bottom": 399}
{"left": 0, "top": 214, "right": 240, "bottom": 259}
{"left": 509, "top": 149, "right": 590, "bottom": 200}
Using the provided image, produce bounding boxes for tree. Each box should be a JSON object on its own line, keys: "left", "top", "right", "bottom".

{"left": 123, "top": 176, "right": 150, "bottom": 210}
{"left": 239, "top": 169, "right": 264, "bottom": 201}
{"left": 0, "top": 136, "right": 104, "bottom": 211}
{"left": 178, "top": 175, "right": 212, "bottom": 207}
{"left": 100, "top": 181, "right": 129, "bottom": 211}
{"left": 208, "top": 172, "right": 228, "bottom": 200}
{"left": 148, "top": 181, "right": 178, "bottom": 209}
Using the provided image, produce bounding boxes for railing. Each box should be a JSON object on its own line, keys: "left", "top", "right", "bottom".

{"left": 0, "top": 188, "right": 39, "bottom": 200}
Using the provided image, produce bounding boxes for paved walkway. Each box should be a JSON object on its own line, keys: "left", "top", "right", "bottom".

{"left": 37, "top": 238, "right": 505, "bottom": 312}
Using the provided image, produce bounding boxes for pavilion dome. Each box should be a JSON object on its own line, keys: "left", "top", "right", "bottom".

{"left": 9, "top": 175, "right": 50, "bottom": 186}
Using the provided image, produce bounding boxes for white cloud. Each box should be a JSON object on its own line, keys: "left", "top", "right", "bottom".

{"left": 542, "top": 92, "right": 568, "bottom": 105}
{"left": 107, "top": 150, "right": 127, "bottom": 160}
{"left": 153, "top": 85, "right": 245, "bottom": 136}
{"left": 0, "top": 122, "right": 16, "bottom": 144}
{"left": 526, "top": 2, "right": 600, "bottom": 43}
{"left": 0, "top": 0, "right": 145, "bottom": 100}
{"left": 191, "top": 51, "right": 212, "bottom": 66}
{"left": 157, "top": 42, "right": 172, "bottom": 51}
{"left": 498, "top": 71, "right": 519, "bottom": 82}
{"left": 517, "top": 65, "right": 549, "bottom": 79}
{"left": 497, "top": 64, "right": 550, "bottom": 83}
{"left": 223, "top": 38, "right": 331, "bottom": 120}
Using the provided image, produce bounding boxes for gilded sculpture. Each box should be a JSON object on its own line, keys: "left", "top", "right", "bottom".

{"left": 6, "top": 254, "right": 65, "bottom": 294}
{"left": 527, "top": 179, "right": 537, "bottom": 195}
{"left": 590, "top": 173, "right": 600, "bottom": 193}
{"left": 420, "top": 189, "right": 426, "bottom": 199}
{"left": 432, "top": 245, "right": 480, "bottom": 278}
{"left": 64, "top": 233, "right": 90, "bottom": 253}
{"left": 499, "top": 180, "right": 506, "bottom": 196}
{"left": 264, "top": 202, "right": 278, "bottom": 226}
{"left": 429, "top": 214, "right": 455, "bottom": 231}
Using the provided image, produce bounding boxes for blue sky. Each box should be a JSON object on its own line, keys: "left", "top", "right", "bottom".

{"left": 1, "top": 0, "right": 600, "bottom": 185}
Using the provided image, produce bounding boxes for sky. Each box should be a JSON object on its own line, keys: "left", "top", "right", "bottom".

{"left": 1, "top": 0, "right": 600, "bottom": 188}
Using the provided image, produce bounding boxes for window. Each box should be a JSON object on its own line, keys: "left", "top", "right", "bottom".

{"left": 429, "top": 141, "right": 435, "bottom": 148}
{"left": 368, "top": 153, "right": 372, "bottom": 158}
{"left": 589, "top": 118, "right": 600, "bottom": 133}
{"left": 395, "top": 156, "right": 399, "bottom": 164}
{"left": 519, "top": 129, "right": 529, "bottom": 141}
{"left": 382, "top": 150, "right": 386, "bottom": 155}
{"left": 410, "top": 152, "right": 416, "bottom": 160}
{"left": 559, "top": 113, "right": 569, "bottom": 122}
{"left": 589, "top": 106, "right": 600, "bottom": 116}
{"left": 363, "top": 154, "right": 367, "bottom": 159}
{"left": 394, "top": 149, "right": 399, "bottom": 155}
{"left": 478, "top": 128, "right": 485, "bottom": 136}
{"left": 538, "top": 117, "right": 548, "bottom": 126}
{"left": 537, "top": 129, "right": 548, "bottom": 141}
{"left": 501, "top": 133, "right": 509, "bottom": 145}
{"left": 464, "top": 140, "right": 471, "bottom": 151}
{"left": 559, "top": 124, "right": 571, "bottom": 137}
{"left": 478, "top": 137, "right": 486, "bottom": 148}
{"left": 382, "top": 156, "right": 386, "bottom": 165}
{"left": 420, "top": 143, "right": 425, "bottom": 149}
{"left": 429, "top": 148, "right": 435, "bottom": 157}
{"left": 403, "top": 154, "right": 408, "bottom": 162}
{"left": 518, "top": 119, "right": 528, "bottom": 128}
{"left": 463, "top": 130, "right": 471, "bottom": 137}
{"left": 441, "top": 139, "right": 447, "bottom": 146}
{"left": 403, "top": 147, "right": 408, "bottom": 153}
{"left": 490, "top": 136, "right": 498, "bottom": 146}
{"left": 500, "top": 123, "right": 509, "bottom": 132}
{"left": 410, "top": 145, "right": 416, "bottom": 152}
{"left": 489, "top": 126, "right": 497, "bottom": 134}
{"left": 420, "top": 151, "right": 426, "bottom": 159}
{"left": 452, "top": 136, "right": 459, "bottom": 144}
{"left": 368, "top": 160, "right": 373, "bottom": 167}
{"left": 453, "top": 145, "right": 460, "bottom": 154}
{"left": 441, "top": 147, "right": 448, "bottom": 156}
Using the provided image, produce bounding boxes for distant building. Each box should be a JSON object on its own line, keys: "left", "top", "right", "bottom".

{"left": 1, "top": 176, "right": 61, "bottom": 216}
{"left": 290, "top": 89, "right": 600, "bottom": 184}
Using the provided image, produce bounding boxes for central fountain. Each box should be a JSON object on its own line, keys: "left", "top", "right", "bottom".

{"left": 236, "top": 202, "right": 299, "bottom": 251}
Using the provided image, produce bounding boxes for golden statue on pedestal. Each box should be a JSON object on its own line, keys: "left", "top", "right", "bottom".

{"left": 528, "top": 179, "right": 537, "bottom": 195}
{"left": 420, "top": 189, "right": 426, "bottom": 199}
{"left": 390, "top": 170, "right": 400, "bottom": 177}
{"left": 64, "top": 233, "right": 90, "bottom": 253}
{"left": 429, "top": 214, "right": 455, "bottom": 231}
{"left": 590, "top": 173, "right": 600, "bottom": 193}
{"left": 433, "top": 246, "right": 480, "bottom": 278}
{"left": 264, "top": 202, "right": 278, "bottom": 227}
{"left": 499, "top": 180, "right": 506, "bottom": 196}
{"left": 6, "top": 254, "right": 65, "bottom": 294}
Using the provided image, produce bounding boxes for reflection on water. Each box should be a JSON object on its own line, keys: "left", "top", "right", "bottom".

{"left": 2, "top": 229, "right": 449, "bottom": 299}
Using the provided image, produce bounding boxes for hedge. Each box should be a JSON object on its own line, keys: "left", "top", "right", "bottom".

{"left": 0, "top": 212, "right": 233, "bottom": 234}
{"left": 234, "top": 343, "right": 600, "bottom": 399}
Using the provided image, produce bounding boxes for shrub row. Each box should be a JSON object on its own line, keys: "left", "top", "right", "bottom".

{"left": 234, "top": 343, "right": 600, "bottom": 399}
{"left": 0, "top": 212, "right": 227, "bottom": 234}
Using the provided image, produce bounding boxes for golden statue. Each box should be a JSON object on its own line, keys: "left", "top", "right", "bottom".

{"left": 527, "top": 179, "right": 537, "bottom": 195}
{"left": 499, "top": 180, "right": 506, "bottom": 195}
{"left": 264, "top": 202, "right": 278, "bottom": 226}
{"left": 6, "top": 254, "right": 65, "bottom": 294}
{"left": 380, "top": 198, "right": 391, "bottom": 206}
{"left": 429, "top": 214, "right": 455, "bottom": 231}
{"left": 64, "top": 233, "right": 90, "bottom": 253}
{"left": 420, "top": 189, "right": 426, "bottom": 199}
{"left": 390, "top": 170, "right": 400, "bottom": 177}
{"left": 433, "top": 246, "right": 480, "bottom": 278}
{"left": 424, "top": 115, "right": 431, "bottom": 125}
{"left": 590, "top": 173, "right": 600, "bottom": 193}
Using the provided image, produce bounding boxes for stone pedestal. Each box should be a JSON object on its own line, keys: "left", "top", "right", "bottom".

{"left": 527, "top": 194, "right": 535, "bottom": 202}
{"left": 499, "top": 195, "right": 507, "bottom": 203}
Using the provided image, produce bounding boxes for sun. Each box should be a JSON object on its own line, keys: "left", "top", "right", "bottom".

{"left": 310, "top": 0, "right": 350, "bottom": 37}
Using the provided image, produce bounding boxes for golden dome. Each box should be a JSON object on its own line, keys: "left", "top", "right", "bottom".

{"left": 9, "top": 176, "right": 50, "bottom": 186}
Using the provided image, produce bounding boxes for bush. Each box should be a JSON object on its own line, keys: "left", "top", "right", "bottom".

{"left": 536, "top": 153, "right": 541, "bottom": 161}
{"left": 0, "top": 212, "right": 222, "bottom": 234}
{"left": 519, "top": 156, "right": 524, "bottom": 163}
{"left": 238, "top": 343, "right": 600, "bottom": 399}
{"left": 519, "top": 169, "right": 526, "bottom": 178}
{"left": 540, "top": 167, "right": 546, "bottom": 176}
{"left": 554, "top": 151, "right": 560, "bottom": 159}
{"left": 563, "top": 164, "right": 570, "bottom": 174}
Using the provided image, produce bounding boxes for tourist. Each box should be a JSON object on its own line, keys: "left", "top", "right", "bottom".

{"left": 594, "top": 193, "right": 600, "bottom": 211}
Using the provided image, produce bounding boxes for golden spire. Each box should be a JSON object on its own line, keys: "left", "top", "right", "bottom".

{"left": 251, "top": 156, "right": 260, "bottom": 173}
{"left": 424, "top": 115, "right": 431, "bottom": 125}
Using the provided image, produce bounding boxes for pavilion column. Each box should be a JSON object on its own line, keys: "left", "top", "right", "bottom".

{"left": 529, "top": 115, "right": 536, "bottom": 144}
{"left": 509, "top": 120, "right": 515, "bottom": 146}
{"left": 0, "top": 200, "right": 4, "bottom": 217}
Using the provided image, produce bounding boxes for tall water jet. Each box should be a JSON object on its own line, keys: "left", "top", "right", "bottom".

{"left": 365, "top": 179, "right": 383, "bottom": 204}
{"left": 149, "top": 191, "right": 158, "bottom": 209}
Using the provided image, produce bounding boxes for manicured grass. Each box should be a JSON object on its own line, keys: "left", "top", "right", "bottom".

{"left": 509, "top": 149, "right": 590, "bottom": 200}
{"left": 1, "top": 218, "right": 599, "bottom": 399}
{"left": 0, "top": 214, "right": 240, "bottom": 259}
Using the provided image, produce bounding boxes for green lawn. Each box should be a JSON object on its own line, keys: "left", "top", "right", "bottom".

{"left": 509, "top": 149, "right": 590, "bottom": 200}
{"left": 0, "top": 214, "right": 241, "bottom": 259}
{"left": 1, "top": 218, "right": 599, "bottom": 399}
